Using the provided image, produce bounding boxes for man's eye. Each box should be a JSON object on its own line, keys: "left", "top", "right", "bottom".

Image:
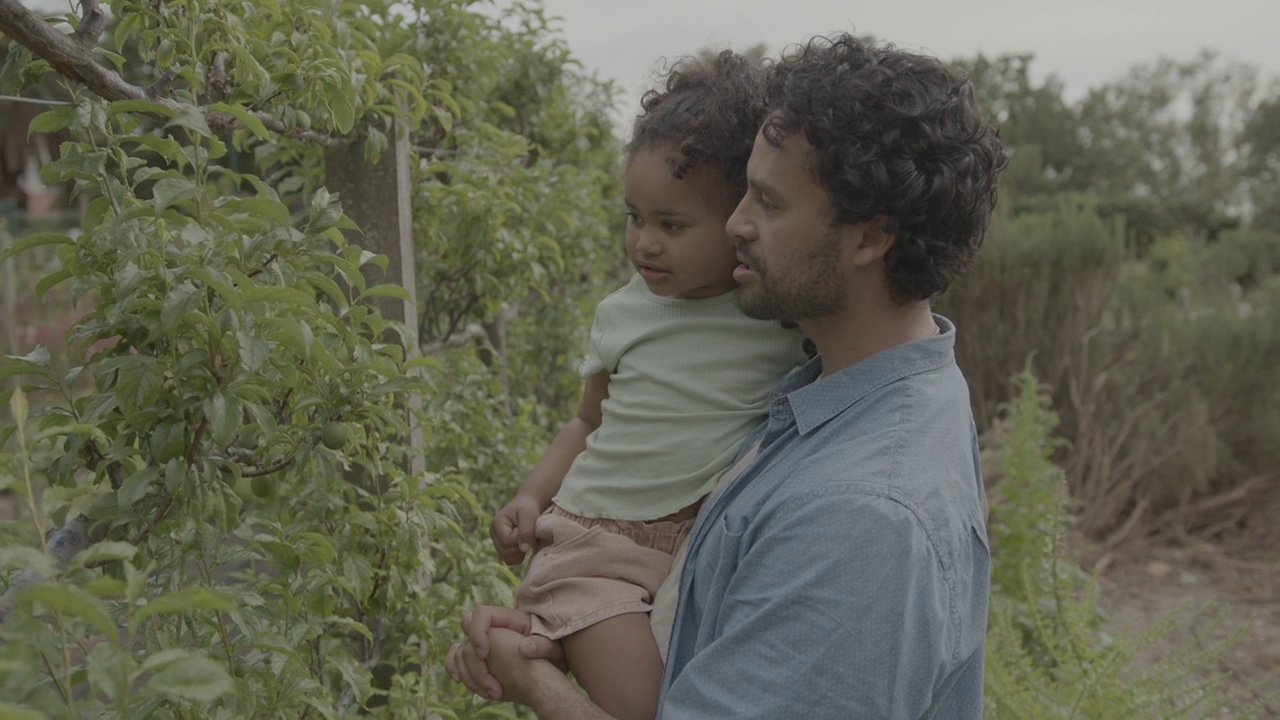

{"left": 757, "top": 196, "right": 775, "bottom": 211}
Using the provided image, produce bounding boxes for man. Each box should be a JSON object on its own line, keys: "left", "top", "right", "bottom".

{"left": 448, "top": 33, "right": 1005, "bottom": 719}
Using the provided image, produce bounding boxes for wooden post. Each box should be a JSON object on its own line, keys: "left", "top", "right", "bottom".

{"left": 323, "top": 118, "right": 424, "bottom": 474}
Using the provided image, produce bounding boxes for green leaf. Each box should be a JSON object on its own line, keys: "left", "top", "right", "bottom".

{"left": 362, "top": 283, "right": 411, "bottom": 302}
{"left": 181, "top": 267, "right": 239, "bottom": 311}
{"left": 72, "top": 541, "right": 138, "bottom": 568}
{"left": 107, "top": 99, "right": 176, "bottom": 119}
{"left": 136, "top": 588, "right": 234, "bottom": 620}
{"left": 208, "top": 101, "right": 271, "bottom": 140}
{"left": 325, "top": 85, "right": 357, "bottom": 134}
{"left": 27, "top": 105, "right": 74, "bottom": 135}
{"left": 117, "top": 466, "right": 158, "bottom": 511}
{"left": 326, "top": 615, "right": 373, "bottom": 642}
{"left": 160, "top": 281, "right": 201, "bottom": 335}
{"left": 19, "top": 583, "right": 115, "bottom": 635}
{"left": 220, "top": 196, "right": 291, "bottom": 226}
{"left": 114, "top": 357, "right": 162, "bottom": 417}
{"left": 137, "top": 653, "right": 233, "bottom": 702}
{"left": 35, "top": 268, "right": 74, "bottom": 300}
{"left": 152, "top": 177, "right": 196, "bottom": 213}
{"left": 0, "top": 547, "right": 54, "bottom": 578}
{"left": 203, "top": 392, "right": 240, "bottom": 448}
{"left": 236, "top": 332, "right": 268, "bottom": 372}
{"left": 0, "top": 701, "right": 46, "bottom": 720}
{"left": 258, "top": 540, "right": 300, "bottom": 576}
{"left": 9, "top": 346, "right": 51, "bottom": 368}
{"left": 133, "top": 133, "right": 187, "bottom": 166}
{"left": 8, "top": 385, "right": 28, "bottom": 427}
{"left": 166, "top": 104, "right": 212, "bottom": 137}
{"left": 0, "top": 232, "right": 74, "bottom": 264}
{"left": 240, "top": 285, "right": 315, "bottom": 307}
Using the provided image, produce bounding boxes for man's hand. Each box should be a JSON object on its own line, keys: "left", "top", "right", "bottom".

{"left": 445, "top": 606, "right": 565, "bottom": 701}
{"left": 490, "top": 494, "right": 543, "bottom": 565}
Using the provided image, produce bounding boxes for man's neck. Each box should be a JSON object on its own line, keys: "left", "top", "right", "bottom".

{"left": 801, "top": 298, "right": 937, "bottom": 377}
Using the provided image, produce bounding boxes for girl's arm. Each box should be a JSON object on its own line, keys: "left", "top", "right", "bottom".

{"left": 490, "top": 370, "right": 609, "bottom": 564}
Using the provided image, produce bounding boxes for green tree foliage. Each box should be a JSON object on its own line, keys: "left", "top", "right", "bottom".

{"left": 956, "top": 50, "right": 1280, "bottom": 242}
{"left": 0, "top": 0, "right": 617, "bottom": 716}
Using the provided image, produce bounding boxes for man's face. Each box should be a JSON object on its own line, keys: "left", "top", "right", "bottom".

{"left": 727, "top": 129, "right": 849, "bottom": 322}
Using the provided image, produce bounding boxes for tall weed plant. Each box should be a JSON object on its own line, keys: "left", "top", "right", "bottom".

{"left": 983, "top": 367, "right": 1261, "bottom": 718}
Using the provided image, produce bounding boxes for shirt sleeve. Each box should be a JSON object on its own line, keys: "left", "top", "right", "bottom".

{"left": 660, "top": 486, "right": 967, "bottom": 720}
{"left": 577, "top": 300, "right": 611, "bottom": 378}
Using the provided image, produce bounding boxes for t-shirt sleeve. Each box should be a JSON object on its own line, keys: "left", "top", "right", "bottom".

{"left": 577, "top": 300, "right": 611, "bottom": 378}
{"left": 660, "top": 488, "right": 971, "bottom": 719}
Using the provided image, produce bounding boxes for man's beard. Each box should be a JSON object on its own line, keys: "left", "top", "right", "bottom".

{"left": 737, "top": 224, "right": 847, "bottom": 322}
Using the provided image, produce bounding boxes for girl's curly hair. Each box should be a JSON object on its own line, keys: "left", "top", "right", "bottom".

{"left": 764, "top": 34, "right": 1008, "bottom": 301}
{"left": 628, "top": 50, "right": 766, "bottom": 207}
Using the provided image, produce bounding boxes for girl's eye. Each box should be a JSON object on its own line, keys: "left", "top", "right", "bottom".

{"left": 662, "top": 221, "right": 685, "bottom": 232}
{"left": 626, "top": 211, "right": 642, "bottom": 226}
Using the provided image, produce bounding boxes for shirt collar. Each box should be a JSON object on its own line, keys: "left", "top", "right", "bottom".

{"left": 772, "top": 314, "right": 958, "bottom": 436}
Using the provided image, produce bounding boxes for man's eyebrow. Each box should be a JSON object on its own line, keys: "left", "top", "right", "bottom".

{"left": 747, "top": 176, "right": 780, "bottom": 198}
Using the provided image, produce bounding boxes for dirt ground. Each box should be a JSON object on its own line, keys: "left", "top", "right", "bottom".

{"left": 1091, "top": 541, "right": 1280, "bottom": 717}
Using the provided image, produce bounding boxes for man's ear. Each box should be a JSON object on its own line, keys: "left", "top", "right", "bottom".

{"left": 846, "top": 215, "right": 897, "bottom": 267}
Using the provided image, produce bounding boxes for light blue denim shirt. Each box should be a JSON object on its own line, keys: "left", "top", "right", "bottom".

{"left": 658, "top": 315, "right": 990, "bottom": 719}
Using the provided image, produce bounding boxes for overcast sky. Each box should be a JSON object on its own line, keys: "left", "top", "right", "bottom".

{"left": 529, "top": 0, "right": 1279, "bottom": 124}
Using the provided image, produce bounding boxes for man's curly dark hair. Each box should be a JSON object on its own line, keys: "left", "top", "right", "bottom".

{"left": 763, "top": 34, "right": 1007, "bottom": 301}
{"left": 628, "top": 50, "right": 765, "bottom": 208}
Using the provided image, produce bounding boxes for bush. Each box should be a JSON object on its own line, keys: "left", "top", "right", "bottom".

{"left": 939, "top": 198, "right": 1280, "bottom": 546}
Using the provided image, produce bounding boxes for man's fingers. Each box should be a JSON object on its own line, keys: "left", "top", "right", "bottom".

{"left": 449, "top": 640, "right": 504, "bottom": 700}
{"left": 467, "top": 610, "right": 491, "bottom": 659}
{"left": 519, "top": 633, "right": 565, "bottom": 664}
{"left": 445, "top": 642, "right": 462, "bottom": 682}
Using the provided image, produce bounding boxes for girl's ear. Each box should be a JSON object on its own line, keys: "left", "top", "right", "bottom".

{"left": 845, "top": 214, "right": 897, "bottom": 267}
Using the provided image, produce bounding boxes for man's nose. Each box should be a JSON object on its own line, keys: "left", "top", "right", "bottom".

{"left": 726, "top": 195, "right": 753, "bottom": 243}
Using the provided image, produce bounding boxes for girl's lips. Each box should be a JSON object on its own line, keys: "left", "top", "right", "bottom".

{"left": 637, "top": 264, "right": 671, "bottom": 282}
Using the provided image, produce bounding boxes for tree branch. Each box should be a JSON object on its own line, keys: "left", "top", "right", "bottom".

{"left": 0, "top": 0, "right": 346, "bottom": 146}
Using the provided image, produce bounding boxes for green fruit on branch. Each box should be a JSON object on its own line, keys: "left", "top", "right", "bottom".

{"left": 320, "top": 421, "right": 348, "bottom": 450}
{"left": 250, "top": 476, "right": 274, "bottom": 499}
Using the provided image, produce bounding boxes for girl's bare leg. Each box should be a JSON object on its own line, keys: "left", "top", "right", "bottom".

{"left": 561, "top": 613, "right": 662, "bottom": 720}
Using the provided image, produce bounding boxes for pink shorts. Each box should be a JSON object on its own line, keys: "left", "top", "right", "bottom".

{"left": 516, "top": 504, "right": 694, "bottom": 640}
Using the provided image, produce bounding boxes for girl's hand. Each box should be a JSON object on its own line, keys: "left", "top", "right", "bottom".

{"left": 490, "top": 494, "right": 542, "bottom": 565}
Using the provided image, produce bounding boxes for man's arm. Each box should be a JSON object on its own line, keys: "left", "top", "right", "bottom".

{"left": 662, "top": 487, "right": 985, "bottom": 719}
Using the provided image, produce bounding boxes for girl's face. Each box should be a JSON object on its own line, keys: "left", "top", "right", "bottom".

{"left": 623, "top": 148, "right": 740, "bottom": 300}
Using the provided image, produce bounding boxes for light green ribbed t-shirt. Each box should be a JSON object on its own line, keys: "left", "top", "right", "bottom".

{"left": 554, "top": 275, "right": 809, "bottom": 520}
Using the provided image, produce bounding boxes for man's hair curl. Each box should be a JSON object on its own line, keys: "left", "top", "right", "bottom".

{"left": 764, "top": 34, "right": 1008, "bottom": 301}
